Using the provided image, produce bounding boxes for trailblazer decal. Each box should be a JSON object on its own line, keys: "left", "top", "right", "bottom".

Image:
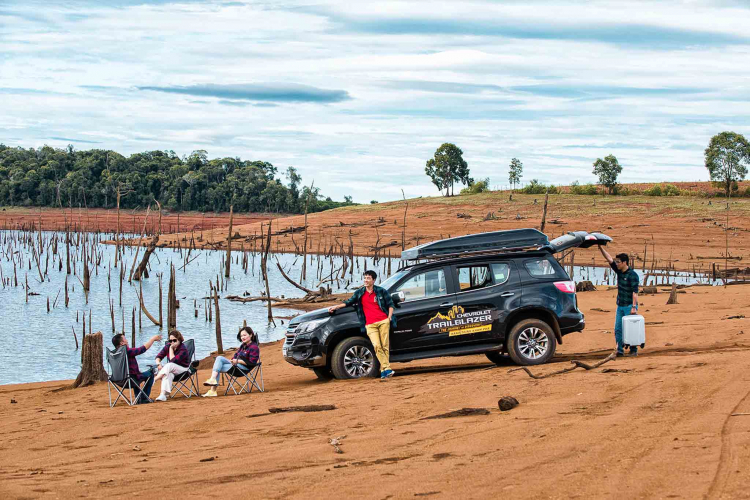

{"left": 421, "top": 305, "right": 499, "bottom": 337}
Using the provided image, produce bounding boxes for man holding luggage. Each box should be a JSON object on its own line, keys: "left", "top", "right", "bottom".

{"left": 328, "top": 270, "right": 396, "bottom": 379}
{"left": 599, "top": 246, "right": 640, "bottom": 357}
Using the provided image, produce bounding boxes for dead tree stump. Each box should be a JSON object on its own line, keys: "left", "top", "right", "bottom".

{"left": 71, "top": 332, "right": 108, "bottom": 388}
{"left": 575, "top": 281, "right": 596, "bottom": 292}
{"left": 666, "top": 283, "right": 678, "bottom": 304}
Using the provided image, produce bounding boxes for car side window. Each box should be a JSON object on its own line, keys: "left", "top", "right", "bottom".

{"left": 490, "top": 263, "right": 511, "bottom": 285}
{"left": 457, "top": 265, "right": 492, "bottom": 292}
{"left": 524, "top": 258, "right": 557, "bottom": 277}
{"left": 396, "top": 269, "right": 447, "bottom": 301}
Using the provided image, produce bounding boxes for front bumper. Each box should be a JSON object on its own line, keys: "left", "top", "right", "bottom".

{"left": 282, "top": 328, "right": 327, "bottom": 368}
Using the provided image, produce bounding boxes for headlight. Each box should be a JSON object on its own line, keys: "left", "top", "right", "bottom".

{"left": 295, "top": 318, "right": 329, "bottom": 336}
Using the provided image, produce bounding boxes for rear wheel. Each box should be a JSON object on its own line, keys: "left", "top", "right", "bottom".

{"left": 330, "top": 337, "right": 380, "bottom": 379}
{"left": 507, "top": 319, "right": 557, "bottom": 366}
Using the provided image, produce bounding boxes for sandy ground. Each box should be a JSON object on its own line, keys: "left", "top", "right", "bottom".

{"left": 2, "top": 284, "right": 750, "bottom": 499}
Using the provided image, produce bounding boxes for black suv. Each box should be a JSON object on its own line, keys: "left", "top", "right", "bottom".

{"left": 283, "top": 229, "right": 611, "bottom": 379}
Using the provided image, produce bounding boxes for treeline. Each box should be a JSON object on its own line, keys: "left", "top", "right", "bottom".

{"left": 0, "top": 145, "right": 354, "bottom": 213}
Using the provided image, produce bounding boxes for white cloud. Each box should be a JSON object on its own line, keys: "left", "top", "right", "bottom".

{"left": 1, "top": 0, "right": 749, "bottom": 202}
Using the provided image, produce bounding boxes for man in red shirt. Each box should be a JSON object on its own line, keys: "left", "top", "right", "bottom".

{"left": 329, "top": 270, "right": 396, "bottom": 379}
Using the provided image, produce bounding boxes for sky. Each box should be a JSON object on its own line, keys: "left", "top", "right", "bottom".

{"left": 1, "top": 0, "right": 749, "bottom": 203}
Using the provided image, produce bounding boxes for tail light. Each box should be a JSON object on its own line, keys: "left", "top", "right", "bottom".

{"left": 554, "top": 281, "right": 576, "bottom": 294}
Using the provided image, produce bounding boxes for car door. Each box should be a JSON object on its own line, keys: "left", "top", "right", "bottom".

{"left": 449, "top": 260, "right": 522, "bottom": 345}
{"left": 390, "top": 266, "right": 457, "bottom": 352}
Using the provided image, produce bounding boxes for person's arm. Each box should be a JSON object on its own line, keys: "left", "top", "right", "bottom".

{"left": 154, "top": 344, "right": 169, "bottom": 369}
{"left": 631, "top": 273, "right": 640, "bottom": 313}
{"left": 143, "top": 334, "right": 162, "bottom": 350}
{"left": 329, "top": 290, "right": 359, "bottom": 314}
{"left": 173, "top": 345, "right": 190, "bottom": 367}
{"left": 388, "top": 306, "right": 394, "bottom": 321}
{"left": 599, "top": 245, "right": 613, "bottom": 264}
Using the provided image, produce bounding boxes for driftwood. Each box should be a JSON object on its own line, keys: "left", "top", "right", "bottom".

{"left": 275, "top": 260, "right": 318, "bottom": 295}
{"left": 133, "top": 233, "right": 159, "bottom": 281}
{"left": 421, "top": 408, "right": 491, "bottom": 420}
{"left": 226, "top": 295, "right": 287, "bottom": 303}
{"left": 329, "top": 435, "right": 346, "bottom": 454}
{"left": 575, "top": 281, "right": 596, "bottom": 292}
{"left": 269, "top": 405, "right": 337, "bottom": 413}
{"left": 666, "top": 283, "right": 678, "bottom": 304}
{"left": 70, "top": 332, "right": 108, "bottom": 388}
{"left": 510, "top": 352, "right": 616, "bottom": 379}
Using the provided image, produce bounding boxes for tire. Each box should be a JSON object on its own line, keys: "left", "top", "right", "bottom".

{"left": 507, "top": 319, "right": 557, "bottom": 366}
{"left": 485, "top": 350, "right": 510, "bottom": 366}
{"left": 330, "top": 337, "right": 380, "bottom": 379}
{"left": 312, "top": 367, "right": 334, "bottom": 381}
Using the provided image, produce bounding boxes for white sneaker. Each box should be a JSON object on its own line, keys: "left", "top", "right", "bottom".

{"left": 202, "top": 389, "right": 218, "bottom": 398}
{"left": 155, "top": 394, "right": 168, "bottom": 402}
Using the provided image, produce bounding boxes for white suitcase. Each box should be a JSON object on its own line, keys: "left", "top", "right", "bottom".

{"left": 622, "top": 315, "right": 646, "bottom": 349}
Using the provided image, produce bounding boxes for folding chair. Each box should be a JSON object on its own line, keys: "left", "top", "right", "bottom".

{"left": 106, "top": 346, "right": 154, "bottom": 407}
{"left": 224, "top": 362, "right": 264, "bottom": 396}
{"left": 169, "top": 339, "right": 200, "bottom": 399}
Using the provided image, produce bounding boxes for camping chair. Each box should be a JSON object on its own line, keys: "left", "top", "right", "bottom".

{"left": 169, "top": 339, "right": 200, "bottom": 399}
{"left": 106, "top": 346, "right": 154, "bottom": 407}
{"left": 224, "top": 361, "right": 264, "bottom": 396}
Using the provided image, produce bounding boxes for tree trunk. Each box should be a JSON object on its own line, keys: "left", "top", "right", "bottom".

{"left": 225, "top": 205, "right": 233, "bottom": 278}
{"left": 168, "top": 264, "right": 177, "bottom": 329}
{"left": 71, "top": 332, "right": 108, "bottom": 388}
{"left": 133, "top": 234, "right": 159, "bottom": 281}
{"left": 213, "top": 284, "right": 223, "bottom": 354}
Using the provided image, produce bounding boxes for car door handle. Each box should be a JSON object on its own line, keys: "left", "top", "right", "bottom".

{"left": 500, "top": 292, "right": 514, "bottom": 297}
{"left": 439, "top": 302, "right": 453, "bottom": 307}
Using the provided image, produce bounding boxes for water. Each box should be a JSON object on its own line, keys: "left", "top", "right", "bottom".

{"left": 0, "top": 230, "right": 393, "bottom": 385}
{"left": 0, "top": 229, "right": 717, "bottom": 385}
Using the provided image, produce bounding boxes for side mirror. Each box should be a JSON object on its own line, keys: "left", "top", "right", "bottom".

{"left": 391, "top": 291, "right": 405, "bottom": 305}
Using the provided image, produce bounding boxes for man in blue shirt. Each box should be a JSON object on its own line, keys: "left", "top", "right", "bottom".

{"left": 599, "top": 246, "right": 640, "bottom": 357}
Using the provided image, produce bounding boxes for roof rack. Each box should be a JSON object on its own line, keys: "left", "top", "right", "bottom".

{"left": 400, "top": 229, "right": 549, "bottom": 261}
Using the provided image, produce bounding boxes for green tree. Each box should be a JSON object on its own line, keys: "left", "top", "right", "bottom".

{"left": 705, "top": 131, "right": 750, "bottom": 198}
{"left": 425, "top": 143, "right": 470, "bottom": 196}
{"left": 592, "top": 154, "right": 622, "bottom": 195}
{"left": 508, "top": 158, "right": 523, "bottom": 191}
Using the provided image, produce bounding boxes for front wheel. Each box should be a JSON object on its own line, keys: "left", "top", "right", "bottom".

{"left": 507, "top": 319, "right": 557, "bottom": 366}
{"left": 330, "top": 337, "right": 380, "bottom": 379}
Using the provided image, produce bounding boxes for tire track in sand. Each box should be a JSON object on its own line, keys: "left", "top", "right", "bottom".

{"left": 706, "top": 386, "right": 750, "bottom": 499}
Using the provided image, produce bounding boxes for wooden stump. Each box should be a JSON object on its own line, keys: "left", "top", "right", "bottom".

{"left": 575, "top": 281, "right": 596, "bottom": 292}
{"left": 666, "top": 283, "right": 678, "bottom": 304}
{"left": 71, "top": 332, "right": 108, "bottom": 388}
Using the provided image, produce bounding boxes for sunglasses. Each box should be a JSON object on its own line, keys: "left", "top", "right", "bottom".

{"left": 168, "top": 339, "right": 178, "bottom": 343}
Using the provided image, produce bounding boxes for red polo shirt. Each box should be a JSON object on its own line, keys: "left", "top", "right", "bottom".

{"left": 361, "top": 289, "right": 388, "bottom": 325}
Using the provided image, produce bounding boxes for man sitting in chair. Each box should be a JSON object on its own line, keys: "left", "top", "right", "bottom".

{"left": 202, "top": 326, "right": 259, "bottom": 397}
{"left": 112, "top": 333, "right": 162, "bottom": 404}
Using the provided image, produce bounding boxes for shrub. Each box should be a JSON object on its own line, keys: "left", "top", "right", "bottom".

{"left": 370, "top": 200, "right": 379, "bottom": 204}
{"left": 662, "top": 184, "right": 681, "bottom": 196}
{"left": 520, "top": 179, "right": 558, "bottom": 195}
{"left": 570, "top": 181, "right": 599, "bottom": 195}
{"left": 460, "top": 177, "right": 490, "bottom": 195}
{"left": 644, "top": 185, "right": 662, "bottom": 196}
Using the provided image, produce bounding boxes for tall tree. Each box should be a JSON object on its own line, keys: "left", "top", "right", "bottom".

{"left": 425, "top": 143, "right": 470, "bottom": 196}
{"left": 592, "top": 154, "right": 622, "bottom": 195}
{"left": 508, "top": 158, "right": 523, "bottom": 191}
{"left": 705, "top": 131, "right": 750, "bottom": 198}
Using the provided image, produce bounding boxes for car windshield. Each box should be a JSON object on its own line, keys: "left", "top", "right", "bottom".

{"left": 380, "top": 269, "right": 409, "bottom": 291}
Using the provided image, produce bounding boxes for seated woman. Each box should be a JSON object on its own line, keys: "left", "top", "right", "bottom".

{"left": 152, "top": 330, "right": 190, "bottom": 402}
{"left": 202, "top": 326, "right": 259, "bottom": 397}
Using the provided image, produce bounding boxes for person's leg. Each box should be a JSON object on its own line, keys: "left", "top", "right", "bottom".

{"left": 366, "top": 322, "right": 387, "bottom": 373}
{"left": 135, "top": 368, "right": 155, "bottom": 403}
{"left": 377, "top": 320, "right": 392, "bottom": 372}
{"left": 157, "top": 363, "right": 186, "bottom": 398}
{"left": 614, "top": 306, "right": 626, "bottom": 354}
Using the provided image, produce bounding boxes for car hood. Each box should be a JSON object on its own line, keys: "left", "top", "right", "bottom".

{"left": 288, "top": 306, "right": 341, "bottom": 327}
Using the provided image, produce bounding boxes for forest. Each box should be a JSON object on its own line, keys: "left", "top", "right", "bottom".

{"left": 0, "top": 144, "right": 353, "bottom": 214}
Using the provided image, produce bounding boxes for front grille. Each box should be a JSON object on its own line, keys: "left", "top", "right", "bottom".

{"left": 285, "top": 326, "right": 297, "bottom": 346}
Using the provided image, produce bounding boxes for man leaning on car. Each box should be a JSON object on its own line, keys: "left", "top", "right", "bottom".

{"left": 329, "top": 270, "right": 396, "bottom": 379}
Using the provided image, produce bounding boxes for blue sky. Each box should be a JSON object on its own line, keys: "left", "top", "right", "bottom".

{"left": 1, "top": 0, "right": 749, "bottom": 202}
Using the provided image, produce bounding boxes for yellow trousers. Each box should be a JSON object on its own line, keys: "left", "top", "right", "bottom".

{"left": 365, "top": 318, "right": 391, "bottom": 372}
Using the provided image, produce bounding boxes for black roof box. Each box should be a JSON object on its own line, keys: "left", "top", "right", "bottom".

{"left": 400, "top": 228, "right": 549, "bottom": 260}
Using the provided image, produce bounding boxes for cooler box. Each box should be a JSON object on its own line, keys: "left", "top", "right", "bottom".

{"left": 622, "top": 315, "right": 646, "bottom": 349}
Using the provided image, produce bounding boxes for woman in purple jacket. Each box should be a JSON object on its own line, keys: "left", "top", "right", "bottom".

{"left": 153, "top": 330, "right": 190, "bottom": 401}
{"left": 202, "top": 326, "right": 259, "bottom": 397}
